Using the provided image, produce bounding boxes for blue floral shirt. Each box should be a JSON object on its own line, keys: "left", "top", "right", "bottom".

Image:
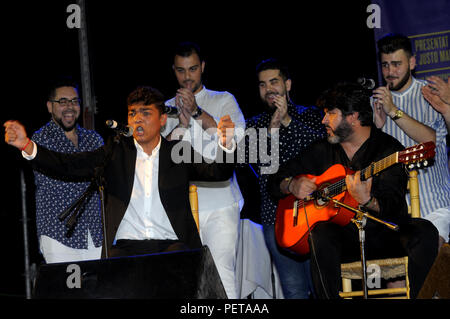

{"left": 32, "top": 120, "right": 104, "bottom": 249}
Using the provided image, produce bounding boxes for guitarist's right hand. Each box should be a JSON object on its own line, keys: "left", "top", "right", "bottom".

{"left": 289, "top": 176, "right": 317, "bottom": 200}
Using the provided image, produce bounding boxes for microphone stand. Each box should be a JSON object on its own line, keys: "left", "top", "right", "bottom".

{"left": 322, "top": 195, "right": 398, "bottom": 299}
{"left": 58, "top": 133, "right": 121, "bottom": 259}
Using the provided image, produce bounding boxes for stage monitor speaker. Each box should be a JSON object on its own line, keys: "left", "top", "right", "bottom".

{"left": 418, "top": 243, "right": 450, "bottom": 299}
{"left": 32, "top": 246, "right": 227, "bottom": 299}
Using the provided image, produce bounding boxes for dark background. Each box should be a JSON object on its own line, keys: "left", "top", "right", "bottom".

{"left": 1, "top": 0, "right": 379, "bottom": 297}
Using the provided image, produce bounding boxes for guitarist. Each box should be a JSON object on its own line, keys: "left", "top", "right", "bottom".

{"left": 269, "top": 82, "right": 438, "bottom": 299}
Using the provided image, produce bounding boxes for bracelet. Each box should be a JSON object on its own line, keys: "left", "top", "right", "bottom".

{"left": 21, "top": 138, "right": 31, "bottom": 151}
{"left": 282, "top": 116, "right": 292, "bottom": 127}
{"left": 192, "top": 106, "right": 203, "bottom": 119}
{"left": 285, "top": 177, "right": 294, "bottom": 193}
{"left": 390, "top": 109, "right": 404, "bottom": 121}
{"left": 361, "top": 196, "right": 373, "bottom": 207}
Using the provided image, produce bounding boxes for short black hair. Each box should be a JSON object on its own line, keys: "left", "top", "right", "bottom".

{"left": 48, "top": 76, "right": 79, "bottom": 101}
{"left": 174, "top": 41, "right": 203, "bottom": 62}
{"left": 126, "top": 86, "right": 166, "bottom": 114}
{"left": 377, "top": 33, "right": 413, "bottom": 58}
{"left": 317, "top": 82, "right": 373, "bottom": 126}
{"left": 256, "top": 58, "right": 291, "bottom": 81}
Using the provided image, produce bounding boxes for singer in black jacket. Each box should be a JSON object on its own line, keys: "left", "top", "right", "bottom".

{"left": 4, "top": 86, "right": 236, "bottom": 259}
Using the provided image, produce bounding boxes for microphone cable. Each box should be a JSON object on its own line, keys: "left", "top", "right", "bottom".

{"left": 303, "top": 199, "right": 330, "bottom": 299}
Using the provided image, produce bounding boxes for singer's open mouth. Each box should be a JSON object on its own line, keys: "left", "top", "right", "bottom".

{"left": 135, "top": 126, "right": 144, "bottom": 135}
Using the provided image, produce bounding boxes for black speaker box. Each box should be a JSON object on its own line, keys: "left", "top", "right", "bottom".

{"left": 32, "top": 246, "right": 227, "bottom": 299}
{"left": 418, "top": 243, "right": 450, "bottom": 299}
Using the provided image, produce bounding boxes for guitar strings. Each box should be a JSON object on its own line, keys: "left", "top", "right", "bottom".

{"left": 295, "top": 152, "right": 398, "bottom": 209}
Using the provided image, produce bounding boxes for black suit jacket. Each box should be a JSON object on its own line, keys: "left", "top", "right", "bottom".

{"left": 30, "top": 135, "right": 234, "bottom": 258}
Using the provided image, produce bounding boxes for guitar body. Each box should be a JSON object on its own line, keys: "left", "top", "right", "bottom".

{"left": 275, "top": 164, "right": 357, "bottom": 255}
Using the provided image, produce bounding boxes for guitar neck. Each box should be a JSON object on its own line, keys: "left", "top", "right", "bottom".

{"left": 361, "top": 151, "right": 398, "bottom": 181}
{"left": 300, "top": 151, "right": 400, "bottom": 205}
{"left": 294, "top": 142, "right": 434, "bottom": 209}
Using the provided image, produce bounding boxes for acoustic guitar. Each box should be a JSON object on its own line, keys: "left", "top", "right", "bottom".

{"left": 275, "top": 141, "right": 436, "bottom": 255}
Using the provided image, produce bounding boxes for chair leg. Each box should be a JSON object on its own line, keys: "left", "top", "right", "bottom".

{"left": 404, "top": 256, "right": 410, "bottom": 299}
{"left": 342, "top": 278, "right": 352, "bottom": 298}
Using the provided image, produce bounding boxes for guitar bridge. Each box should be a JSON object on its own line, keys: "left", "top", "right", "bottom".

{"left": 293, "top": 200, "right": 298, "bottom": 227}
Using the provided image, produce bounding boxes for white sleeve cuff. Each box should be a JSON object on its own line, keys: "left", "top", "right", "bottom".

{"left": 218, "top": 138, "right": 236, "bottom": 153}
{"left": 21, "top": 141, "right": 37, "bottom": 160}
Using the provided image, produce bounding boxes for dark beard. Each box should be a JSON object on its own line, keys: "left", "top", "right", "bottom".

{"left": 327, "top": 120, "right": 353, "bottom": 144}
{"left": 261, "top": 93, "right": 288, "bottom": 114}
{"left": 262, "top": 101, "right": 277, "bottom": 114}
{"left": 182, "top": 80, "right": 202, "bottom": 94}
{"left": 388, "top": 69, "right": 411, "bottom": 91}
{"left": 53, "top": 117, "right": 76, "bottom": 132}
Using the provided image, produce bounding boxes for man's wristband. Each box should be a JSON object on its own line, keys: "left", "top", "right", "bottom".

{"left": 284, "top": 177, "right": 293, "bottom": 193}
{"left": 361, "top": 196, "right": 373, "bottom": 207}
{"left": 390, "top": 109, "right": 404, "bottom": 121}
{"left": 21, "top": 138, "right": 31, "bottom": 151}
{"left": 192, "top": 106, "right": 203, "bottom": 119}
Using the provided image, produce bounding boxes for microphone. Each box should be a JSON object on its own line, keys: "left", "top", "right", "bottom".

{"left": 165, "top": 104, "right": 180, "bottom": 115}
{"left": 105, "top": 120, "right": 133, "bottom": 137}
{"left": 357, "top": 77, "right": 376, "bottom": 90}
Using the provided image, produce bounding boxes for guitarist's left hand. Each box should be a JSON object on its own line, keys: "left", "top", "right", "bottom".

{"left": 345, "top": 171, "right": 372, "bottom": 205}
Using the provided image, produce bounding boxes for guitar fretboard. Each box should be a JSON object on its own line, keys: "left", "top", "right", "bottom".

{"left": 361, "top": 152, "right": 398, "bottom": 181}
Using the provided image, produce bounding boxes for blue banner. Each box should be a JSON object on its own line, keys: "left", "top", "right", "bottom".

{"left": 371, "top": 0, "right": 450, "bottom": 82}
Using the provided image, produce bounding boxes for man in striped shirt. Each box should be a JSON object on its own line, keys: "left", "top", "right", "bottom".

{"left": 372, "top": 33, "right": 449, "bottom": 249}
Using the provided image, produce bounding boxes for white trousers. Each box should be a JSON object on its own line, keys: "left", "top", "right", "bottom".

{"left": 423, "top": 206, "right": 450, "bottom": 243}
{"left": 40, "top": 232, "right": 102, "bottom": 264}
{"left": 199, "top": 202, "right": 240, "bottom": 299}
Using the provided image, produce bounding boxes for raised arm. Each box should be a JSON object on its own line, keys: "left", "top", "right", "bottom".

{"left": 4, "top": 120, "right": 35, "bottom": 155}
{"left": 372, "top": 85, "right": 436, "bottom": 144}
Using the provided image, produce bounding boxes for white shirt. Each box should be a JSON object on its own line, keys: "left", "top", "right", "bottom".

{"left": 115, "top": 138, "right": 178, "bottom": 241}
{"left": 162, "top": 86, "right": 245, "bottom": 212}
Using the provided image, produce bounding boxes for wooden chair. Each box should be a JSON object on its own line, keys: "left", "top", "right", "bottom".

{"left": 189, "top": 185, "right": 200, "bottom": 232}
{"left": 339, "top": 170, "right": 420, "bottom": 299}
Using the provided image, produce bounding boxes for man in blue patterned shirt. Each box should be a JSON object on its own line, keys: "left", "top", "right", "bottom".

{"left": 32, "top": 78, "right": 104, "bottom": 263}
{"left": 239, "top": 59, "right": 326, "bottom": 298}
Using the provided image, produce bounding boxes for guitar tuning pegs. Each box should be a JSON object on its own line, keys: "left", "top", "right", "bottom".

{"left": 416, "top": 162, "right": 421, "bottom": 168}
{"left": 408, "top": 164, "right": 415, "bottom": 169}
{"left": 423, "top": 160, "right": 428, "bottom": 166}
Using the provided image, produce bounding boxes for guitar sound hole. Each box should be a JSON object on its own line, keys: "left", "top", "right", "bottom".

{"left": 315, "top": 197, "right": 329, "bottom": 207}
{"left": 314, "top": 183, "right": 332, "bottom": 208}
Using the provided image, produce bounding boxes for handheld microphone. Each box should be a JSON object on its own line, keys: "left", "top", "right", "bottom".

{"left": 105, "top": 120, "right": 134, "bottom": 137}
{"left": 357, "top": 77, "right": 376, "bottom": 90}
